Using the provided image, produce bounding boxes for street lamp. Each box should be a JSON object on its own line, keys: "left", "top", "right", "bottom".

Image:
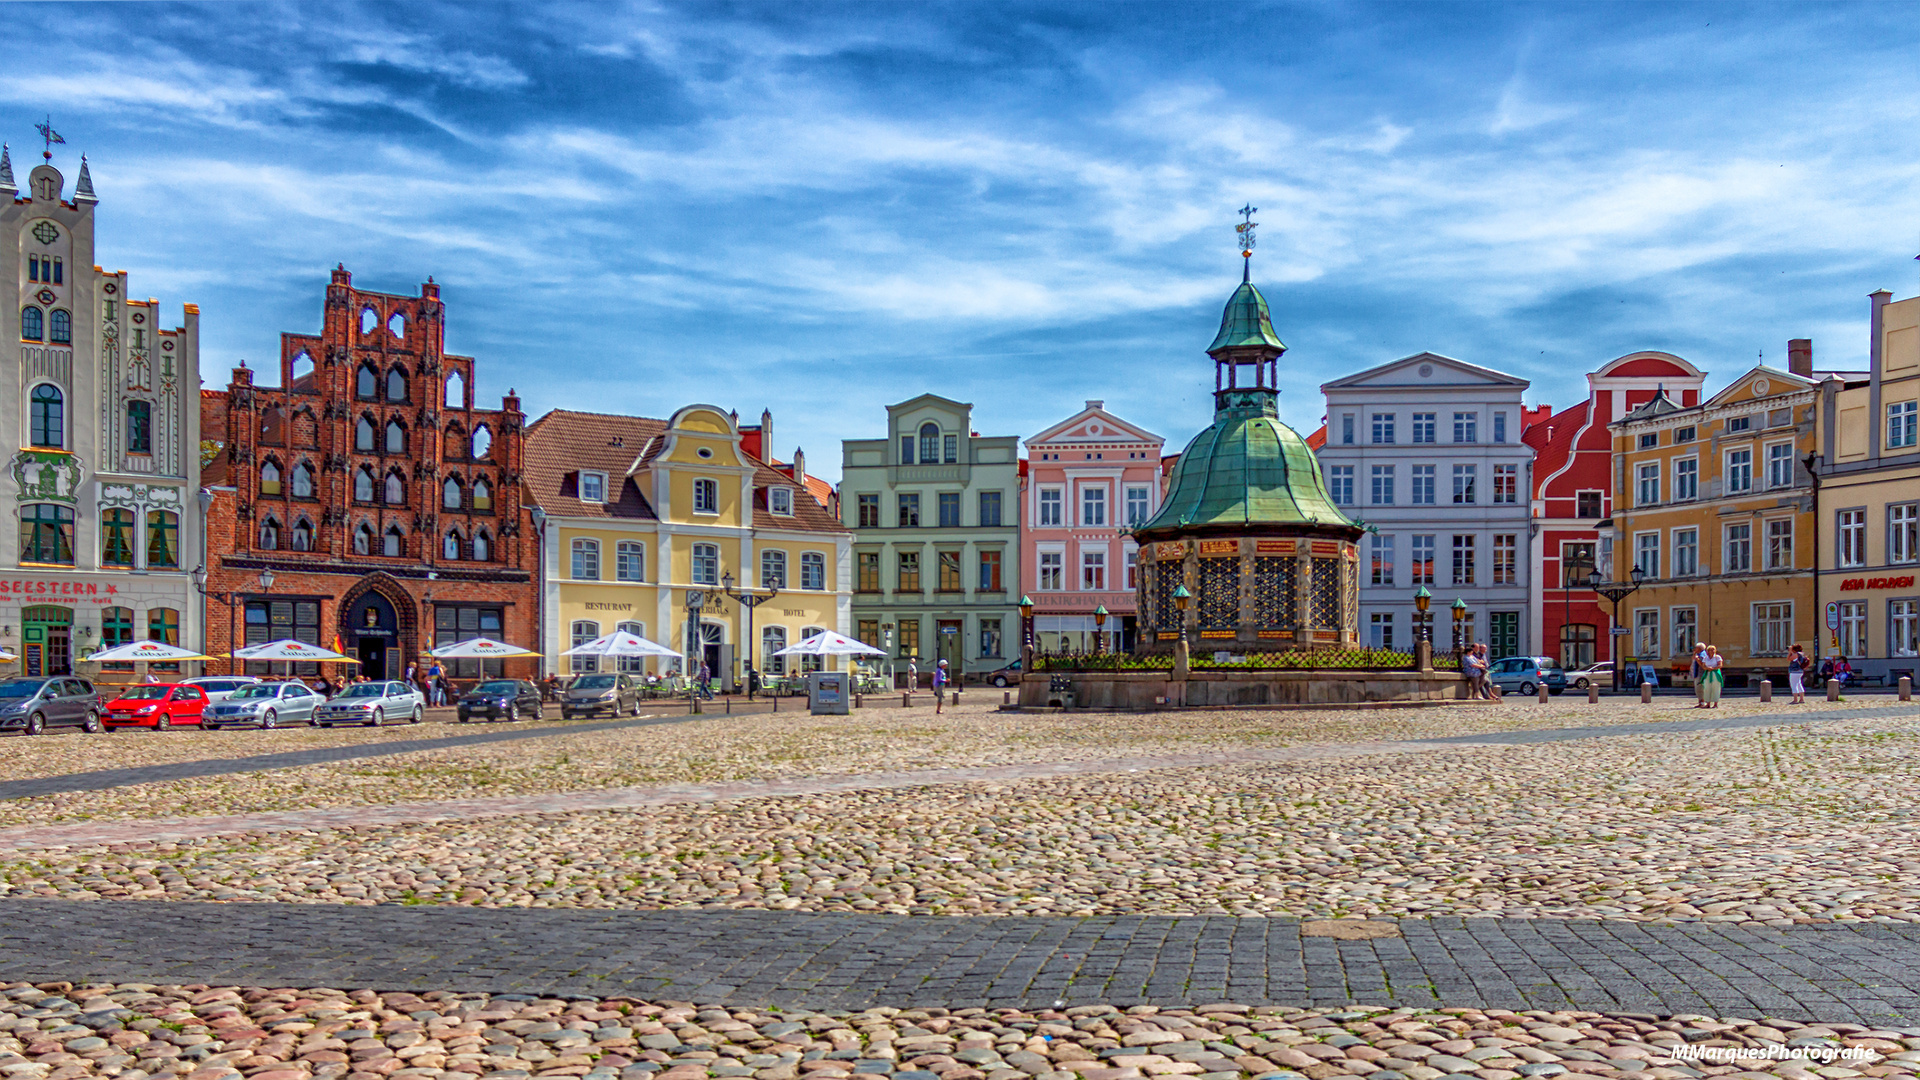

{"left": 191, "top": 564, "right": 273, "bottom": 675}
{"left": 1092, "top": 605, "right": 1108, "bottom": 655}
{"left": 1019, "top": 595, "right": 1035, "bottom": 671}
{"left": 1450, "top": 598, "right": 1467, "bottom": 659}
{"left": 721, "top": 570, "right": 777, "bottom": 699}
{"left": 1413, "top": 586, "right": 1432, "bottom": 643}
{"left": 1171, "top": 584, "right": 1192, "bottom": 680}
{"left": 1587, "top": 565, "right": 1646, "bottom": 694}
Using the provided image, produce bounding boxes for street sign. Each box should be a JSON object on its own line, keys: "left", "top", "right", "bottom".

{"left": 1826, "top": 601, "right": 1840, "bottom": 630}
{"left": 1609, "top": 627, "right": 1631, "bottom": 636}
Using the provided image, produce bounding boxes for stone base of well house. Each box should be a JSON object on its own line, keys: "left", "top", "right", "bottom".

{"left": 1017, "top": 669, "right": 1466, "bottom": 710}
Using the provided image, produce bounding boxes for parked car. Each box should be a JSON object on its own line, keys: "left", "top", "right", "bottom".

{"left": 204, "top": 681, "right": 323, "bottom": 729}
{"left": 312, "top": 681, "right": 425, "bottom": 727}
{"left": 985, "top": 660, "right": 1022, "bottom": 688}
{"left": 1569, "top": 662, "right": 1614, "bottom": 691}
{"left": 103, "top": 683, "right": 209, "bottom": 729}
{"left": 458, "top": 679, "right": 545, "bottom": 722}
{"left": 561, "top": 673, "right": 638, "bottom": 718}
{"left": 182, "top": 676, "right": 263, "bottom": 703}
{"left": 0, "top": 677, "right": 105, "bottom": 735}
{"left": 1489, "top": 656, "right": 1568, "bottom": 697}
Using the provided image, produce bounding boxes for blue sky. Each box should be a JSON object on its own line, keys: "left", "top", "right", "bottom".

{"left": 8, "top": 2, "right": 1920, "bottom": 478}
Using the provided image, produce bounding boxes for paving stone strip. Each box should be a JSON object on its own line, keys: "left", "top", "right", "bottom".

{"left": 3, "top": 900, "right": 1920, "bottom": 1024}
{"left": 5, "top": 705, "right": 1914, "bottom": 853}
{"left": 0, "top": 713, "right": 715, "bottom": 802}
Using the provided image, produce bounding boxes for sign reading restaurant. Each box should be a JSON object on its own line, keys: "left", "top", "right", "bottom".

{"left": 1838, "top": 576, "right": 1918, "bottom": 591}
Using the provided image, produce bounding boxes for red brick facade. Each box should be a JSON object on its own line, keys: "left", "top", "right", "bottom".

{"left": 199, "top": 267, "right": 538, "bottom": 682}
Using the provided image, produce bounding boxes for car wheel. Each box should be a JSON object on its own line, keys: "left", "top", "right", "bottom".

{"left": 1518, "top": 682, "right": 1536, "bottom": 697}
{"left": 993, "top": 675, "right": 1009, "bottom": 688}
{"left": 508, "top": 703, "right": 519, "bottom": 722}
{"left": 1573, "top": 677, "right": 1588, "bottom": 690}
{"left": 24, "top": 712, "right": 45, "bottom": 736}
{"left": 458, "top": 712, "right": 470, "bottom": 723}
{"left": 83, "top": 711, "right": 103, "bottom": 734}
{"left": 534, "top": 702, "right": 545, "bottom": 721}
{"left": 367, "top": 709, "right": 382, "bottom": 728}
{"left": 155, "top": 715, "right": 172, "bottom": 731}
{"left": 410, "top": 707, "right": 422, "bottom": 724}
{"left": 261, "top": 709, "right": 278, "bottom": 730}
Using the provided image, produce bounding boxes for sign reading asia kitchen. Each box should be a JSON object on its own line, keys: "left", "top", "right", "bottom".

{"left": 1839, "top": 575, "right": 1918, "bottom": 591}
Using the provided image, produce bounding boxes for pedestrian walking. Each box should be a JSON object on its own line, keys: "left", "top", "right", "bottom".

{"left": 907, "top": 658, "right": 919, "bottom": 693}
{"left": 934, "top": 659, "right": 949, "bottom": 713}
{"left": 1787, "top": 644, "right": 1808, "bottom": 704}
{"left": 697, "top": 660, "right": 713, "bottom": 700}
{"left": 1700, "top": 645, "right": 1725, "bottom": 708}
{"left": 1690, "top": 643, "right": 1708, "bottom": 708}
{"left": 427, "top": 661, "right": 446, "bottom": 706}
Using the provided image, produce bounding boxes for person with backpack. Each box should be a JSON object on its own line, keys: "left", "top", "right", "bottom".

{"left": 1786, "top": 644, "right": 1809, "bottom": 704}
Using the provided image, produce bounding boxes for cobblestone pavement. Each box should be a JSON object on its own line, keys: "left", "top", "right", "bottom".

{"left": 3, "top": 901, "right": 1920, "bottom": 1024}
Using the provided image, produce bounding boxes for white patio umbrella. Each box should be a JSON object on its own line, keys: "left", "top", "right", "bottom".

{"left": 0, "top": 648, "right": 19, "bottom": 661}
{"left": 228, "top": 638, "right": 354, "bottom": 662}
{"left": 429, "top": 637, "right": 541, "bottom": 659}
{"left": 772, "top": 630, "right": 886, "bottom": 658}
{"left": 82, "top": 640, "right": 217, "bottom": 662}
{"left": 561, "top": 629, "right": 682, "bottom": 659}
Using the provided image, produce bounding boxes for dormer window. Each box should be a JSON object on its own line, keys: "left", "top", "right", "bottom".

{"left": 770, "top": 487, "right": 794, "bottom": 515}
{"left": 693, "top": 478, "right": 719, "bottom": 514}
{"left": 579, "top": 471, "right": 606, "bottom": 503}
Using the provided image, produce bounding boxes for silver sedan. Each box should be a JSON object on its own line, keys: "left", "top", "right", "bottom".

{"left": 203, "top": 681, "right": 323, "bottom": 729}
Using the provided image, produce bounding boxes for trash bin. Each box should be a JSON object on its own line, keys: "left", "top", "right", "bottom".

{"left": 808, "top": 671, "right": 849, "bottom": 716}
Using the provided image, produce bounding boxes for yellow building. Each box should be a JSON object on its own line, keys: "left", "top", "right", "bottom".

{"left": 1606, "top": 363, "right": 1821, "bottom": 683}
{"left": 1814, "top": 289, "right": 1920, "bottom": 678}
{"left": 525, "top": 406, "right": 851, "bottom": 684}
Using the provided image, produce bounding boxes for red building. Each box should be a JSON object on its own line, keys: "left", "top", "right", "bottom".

{"left": 1526, "top": 351, "right": 1704, "bottom": 669}
{"left": 199, "top": 267, "right": 538, "bottom": 682}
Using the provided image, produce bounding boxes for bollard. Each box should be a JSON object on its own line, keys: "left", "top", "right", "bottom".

{"left": 771, "top": 693, "right": 778, "bottom": 712}
{"left": 725, "top": 696, "right": 732, "bottom": 714}
{"left": 902, "top": 691, "right": 911, "bottom": 708}
{"left": 1758, "top": 679, "right": 1771, "bottom": 703}
{"left": 1538, "top": 682, "right": 1549, "bottom": 704}
{"left": 854, "top": 693, "right": 862, "bottom": 709}
{"left": 1903, "top": 676, "right": 1913, "bottom": 702}
{"left": 1587, "top": 683, "right": 1599, "bottom": 704}
{"left": 1640, "top": 682, "right": 1653, "bottom": 704}
{"left": 952, "top": 688, "right": 961, "bottom": 706}
{"left": 1827, "top": 679, "right": 1840, "bottom": 702}
{"left": 1003, "top": 690, "right": 1011, "bottom": 706}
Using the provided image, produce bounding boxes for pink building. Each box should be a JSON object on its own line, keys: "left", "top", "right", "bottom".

{"left": 1021, "top": 401, "right": 1164, "bottom": 653}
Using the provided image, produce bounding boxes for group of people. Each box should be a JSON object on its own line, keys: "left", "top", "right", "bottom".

{"left": 1459, "top": 643, "right": 1498, "bottom": 699}
{"left": 1783, "top": 645, "right": 1855, "bottom": 704}
{"left": 1687, "top": 643, "right": 1728, "bottom": 707}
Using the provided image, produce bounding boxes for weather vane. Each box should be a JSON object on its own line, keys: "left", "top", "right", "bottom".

{"left": 1235, "top": 204, "right": 1257, "bottom": 281}
{"left": 35, "top": 115, "right": 64, "bottom": 161}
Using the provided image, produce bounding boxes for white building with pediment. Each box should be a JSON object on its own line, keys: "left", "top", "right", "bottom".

{"left": 2, "top": 141, "right": 202, "bottom": 681}
{"left": 1318, "top": 353, "right": 1536, "bottom": 658}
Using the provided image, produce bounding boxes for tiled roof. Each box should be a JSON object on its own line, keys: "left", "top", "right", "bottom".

{"left": 524, "top": 410, "right": 668, "bottom": 520}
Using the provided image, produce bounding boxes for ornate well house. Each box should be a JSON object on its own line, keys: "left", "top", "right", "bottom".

{"left": 199, "top": 267, "right": 538, "bottom": 680}
{"left": 1134, "top": 271, "right": 1362, "bottom": 652}
{"left": 3, "top": 140, "right": 203, "bottom": 681}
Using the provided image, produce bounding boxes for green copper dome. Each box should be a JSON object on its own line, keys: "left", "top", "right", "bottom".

{"left": 1206, "top": 281, "right": 1286, "bottom": 354}
{"left": 1137, "top": 389, "right": 1351, "bottom": 536}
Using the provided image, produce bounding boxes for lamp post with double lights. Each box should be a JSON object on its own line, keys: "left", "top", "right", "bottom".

{"left": 720, "top": 571, "right": 777, "bottom": 699}
{"left": 1588, "top": 565, "right": 1646, "bottom": 694}
{"left": 191, "top": 564, "right": 273, "bottom": 676}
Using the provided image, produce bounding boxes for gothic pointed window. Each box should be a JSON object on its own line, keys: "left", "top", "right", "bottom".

{"left": 356, "top": 364, "right": 377, "bottom": 399}
{"left": 473, "top": 529, "right": 492, "bottom": 562}
{"left": 354, "top": 523, "right": 374, "bottom": 555}
{"left": 354, "top": 466, "right": 375, "bottom": 502}
{"left": 355, "top": 415, "right": 376, "bottom": 451}
{"left": 292, "top": 517, "right": 314, "bottom": 552}
{"left": 471, "top": 424, "right": 492, "bottom": 460}
{"left": 260, "top": 460, "right": 283, "bottom": 496}
{"left": 383, "top": 525, "right": 404, "bottom": 557}
{"left": 472, "top": 477, "right": 492, "bottom": 511}
{"left": 443, "top": 477, "right": 463, "bottom": 509}
{"left": 360, "top": 306, "right": 378, "bottom": 336}
{"left": 384, "top": 470, "right": 405, "bottom": 504}
{"left": 259, "top": 515, "right": 280, "bottom": 551}
{"left": 385, "top": 366, "right": 407, "bottom": 402}
{"left": 291, "top": 462, "right": 315, "bottom": 498}
{"left": 443, "top": 528, "right": 463, "bottom": 560}
{"left": 385, "top": 419, "right": 406, "bottom": 454}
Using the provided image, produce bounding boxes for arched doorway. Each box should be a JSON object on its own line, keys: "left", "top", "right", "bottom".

{"left": 344, "top": 592, "right": 401, "bottom": 679}
{"left": 699, "top": 621, "right": 726, "bottom": 683}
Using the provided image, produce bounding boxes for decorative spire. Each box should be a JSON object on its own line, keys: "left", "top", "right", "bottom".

{"left": 0, "top": 143, "right": 13, "bottom": 196}
{"left": 1235, "top": 203, "right": 1257, "bottom": 282}
{"left": 73, "top": 154, "right": 96, "bottom": 204}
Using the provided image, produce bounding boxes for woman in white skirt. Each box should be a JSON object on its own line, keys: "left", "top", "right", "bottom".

{"left": 1786, "top": 643, "right": 1808, "bottom": 704}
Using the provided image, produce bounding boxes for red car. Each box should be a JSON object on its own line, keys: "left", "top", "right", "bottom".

{"left": 103, "top": 683, "right": 209, "bottom": 730}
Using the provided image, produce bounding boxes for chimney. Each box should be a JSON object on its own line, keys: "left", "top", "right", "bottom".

{"left": 792, "top": 446, "right": 806, "bottom": 480}
{"left": 1086, "top": 399, "right": 1104, "bottom": 411}
{"left": 1787, "top": 338, "right": 1812, "bottom": 379}
{"left": 760, "top": 409, "right": 773, "bottom": 452}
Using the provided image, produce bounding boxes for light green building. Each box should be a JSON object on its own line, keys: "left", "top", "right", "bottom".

{"left": 841, "top": 394, "right": 1022, "bottom": 678}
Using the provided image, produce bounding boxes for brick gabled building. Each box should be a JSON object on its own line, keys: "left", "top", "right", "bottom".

{"left": 199, "top": 267, "right": 538, "bottom": 681}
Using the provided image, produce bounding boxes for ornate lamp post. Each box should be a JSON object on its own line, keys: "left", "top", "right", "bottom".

{"left": 1588, "top": 565, "right": 1646, "bottom": 694}
{"left": 1413, "top": 586, "right": 1432, "bottom": 641}
{"left": 1019, "top": 595, "right": 1035, "bottom": 671}
{"left": 721, "top": 571, "right": 777, "bottom": 699}
{"left": 1092, "top": 605, "right": 1109, "bottom": 655}
{"left": 192, "top": 565, "right": 273, "bottom": 676}
{"left": 1171, "top": 585, "right": 1192, "bottom": 681}
{"left": 1450, "top": 597, "right": 1468, "bottom": 660}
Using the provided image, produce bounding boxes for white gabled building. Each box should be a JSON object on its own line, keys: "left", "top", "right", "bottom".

{"left": 1317, "top": 353, "right": 1535, "bottom": 658}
